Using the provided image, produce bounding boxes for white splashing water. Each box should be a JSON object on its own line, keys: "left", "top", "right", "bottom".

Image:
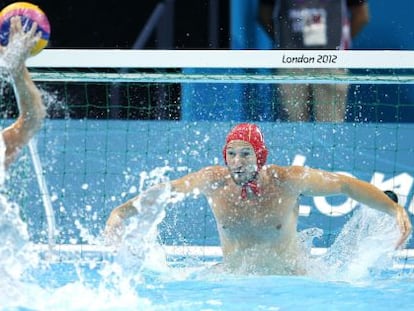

{"left": 113, "top": 168, "right": 173, "bottom": 276}
{"left": 0, "top": 49, "right": 165, "bottom": 309}
{"left": 0, "top": 166, "right": 165, "bottom": 309}
{"left": 307, "top": 206, "right": 399, "bottom": 282}
{"left": 0, "top": 163, "right": 404, "bottom": 309}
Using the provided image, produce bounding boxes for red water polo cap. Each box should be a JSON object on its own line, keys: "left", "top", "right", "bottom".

{"left": 223, "top": 123, "right": 268, "bottom": 171}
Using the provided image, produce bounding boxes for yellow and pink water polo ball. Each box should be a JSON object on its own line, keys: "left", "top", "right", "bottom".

{"left": 0, "top": 2, "right": 50, "bottom": 56}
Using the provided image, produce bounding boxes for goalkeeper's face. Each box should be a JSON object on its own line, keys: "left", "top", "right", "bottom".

{"left": 225, "top": 140, "right": 258, "bottom": 186}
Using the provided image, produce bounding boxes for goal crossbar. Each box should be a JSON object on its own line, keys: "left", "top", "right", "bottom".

{"left": 11, "top": 49, "right": 414, "bottom": 69}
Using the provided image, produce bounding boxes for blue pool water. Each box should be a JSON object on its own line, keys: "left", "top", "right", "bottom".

{"left": 2, "top": 202, "right": 414, "bottom": 310}
{"left": 4, "top": 252, "right": 414, "bottom": 311}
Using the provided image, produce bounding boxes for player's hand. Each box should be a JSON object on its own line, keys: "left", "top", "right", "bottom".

{"left": 0, "top": 16, "right": 41, "bottom": 74}
{"left": 103, "top": 213, "right": 125, "bottom": 246}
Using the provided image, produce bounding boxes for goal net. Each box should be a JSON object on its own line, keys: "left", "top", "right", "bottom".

{"left": 1, "top": 49, "right": 413, "bottom": 260}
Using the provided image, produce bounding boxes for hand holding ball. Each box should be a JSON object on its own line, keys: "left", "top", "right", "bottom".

{"left": 0, "top": 2, "right": 50, "bottom": 56}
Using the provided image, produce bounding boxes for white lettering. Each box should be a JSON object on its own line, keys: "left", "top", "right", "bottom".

{"left": 292, "top": 154, "right": 306, "bottom": 166}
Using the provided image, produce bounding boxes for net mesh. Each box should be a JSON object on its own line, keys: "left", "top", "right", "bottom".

{"left": 0, "top": 50, "right": 413, "bottom": 260}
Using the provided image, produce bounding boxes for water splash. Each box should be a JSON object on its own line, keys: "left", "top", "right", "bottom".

{"left": 28, "top": 138, "right": 56, "bottom": 246}
{"left": 308, "top": 206, "right": 399, "bottom": 282}
{"left": 113, "top": 168, "right": 174, "bottom": 276}
{"left": 0, "top": 163, "right": 407, "bottom": 309}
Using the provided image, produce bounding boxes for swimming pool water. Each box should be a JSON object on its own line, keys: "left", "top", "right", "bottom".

{"left": 10, "top": 256, "right": 414, "bottom": 311}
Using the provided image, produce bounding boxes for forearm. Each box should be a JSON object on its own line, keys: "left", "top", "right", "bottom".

{"left": 2, "top": 67, "right": 45, "bottom": 167}
{"left": 342, "top": 177, "right": 399, "bottom": 215}
{"left": 104, "top": 198, "right": 138, "bottom": 244}
{"left": 111, "top": 198, "right": 138, "bottom": 219}
{"left": 12, "top": 67, "right": 45, "bottom": 129}
{"left": 105, "top": 183, "right": 171, "bottom": 243}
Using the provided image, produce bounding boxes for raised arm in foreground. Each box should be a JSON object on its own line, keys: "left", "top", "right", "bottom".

{"left": 288, "top": 166, "right": 412, "bottom": 248}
